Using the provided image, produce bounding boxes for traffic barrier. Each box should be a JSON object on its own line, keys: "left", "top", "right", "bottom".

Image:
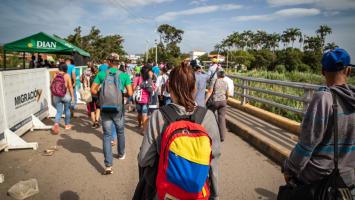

{"left": 0, "top": 68, "right": 52, "bottom": 151}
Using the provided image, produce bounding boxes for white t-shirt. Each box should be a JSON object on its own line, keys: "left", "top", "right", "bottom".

{"left": 224, "top": 76, "right": 234, "bottom": 97}
{"left": 156, "top": 74, "right": 170, "bottom": 97}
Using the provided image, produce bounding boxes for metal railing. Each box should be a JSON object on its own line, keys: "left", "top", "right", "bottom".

{"left": 227, "top": 74, "right": 322, "bottom": 115}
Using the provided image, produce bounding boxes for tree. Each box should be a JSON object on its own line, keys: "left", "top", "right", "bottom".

{"left": 156, "top": 24, "right": 184, "bottom": 62}
{"left": 303, "top": 36, "right": 322, "bottom": 52}
{"left": 66, "top": 26, "right": 125, "bottom": 62}
{"left": 316, "top": 25, "right": 332, "bottom": 50}
{"left": 324, "top": 42, "right": 338, "bottom": 51}
{"left": 282, "top": 28, "right": 302, "bottom": 48}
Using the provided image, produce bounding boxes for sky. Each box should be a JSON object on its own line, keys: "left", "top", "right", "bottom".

{"left": 0, "top": 0, "right": 355, "bottom": 56}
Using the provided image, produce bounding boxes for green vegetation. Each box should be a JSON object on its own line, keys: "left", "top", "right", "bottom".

{"left": 227, "top": 69, "right": 355, "bottom": 122}
{"left": 66, "top": 26, "right": 126, "bottom": 62}
{"left": 144, "top": 24, "right": 185, "bottom": 66}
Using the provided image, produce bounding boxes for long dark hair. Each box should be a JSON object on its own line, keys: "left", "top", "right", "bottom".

{"left": 169, "top": 62, "right": 196, "bottom": 112}
{"left": 141, "top": 66, "right": 152, "bottom": 81}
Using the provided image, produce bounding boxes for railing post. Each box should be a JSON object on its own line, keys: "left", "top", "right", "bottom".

{"left": 303, "top": 88, "right": 312, "bottom": 112}
{"left": 241, "top": 79, "right": 248, "bottom": 105}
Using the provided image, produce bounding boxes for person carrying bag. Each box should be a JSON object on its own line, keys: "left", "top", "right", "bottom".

{"left": 277, "top": 92, "right": 353, "bottom": 200}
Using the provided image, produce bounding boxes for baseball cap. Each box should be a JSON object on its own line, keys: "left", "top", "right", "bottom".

{"left": 106, "top": 53, "right": 120, "bottom": 61}
{"left": 321, "top": 48, "right": 354, "bottom": 72}
{"left": 212, "top": 58, "right": 218, "bottom": 63}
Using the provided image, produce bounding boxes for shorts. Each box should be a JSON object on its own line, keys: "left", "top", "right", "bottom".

{"left": 136, "top": 103, "right": 148, "bottom": 114}
{"left": 87, "top": 97, "right": 100, "bottom": 113}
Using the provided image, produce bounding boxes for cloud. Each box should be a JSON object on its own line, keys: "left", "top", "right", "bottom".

{"left": 233, "top": 8, "right": 320, "bottom": 21}
{"left": 267, "top": 0, "right": 355, "bottom": 10}
{"left": 94, "top": 0, "right": 173, "bottom": 8}
{"left": 190, "top": 0, "right": 208, "bottom": 6}
{"left": 156, "top": 4, "right": 243, "bottom": 21}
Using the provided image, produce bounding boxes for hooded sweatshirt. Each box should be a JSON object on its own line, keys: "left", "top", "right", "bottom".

{"left": 284, "top": 84, "right": 355, "bottom": 186}
{"left": 138, "top": 103, "right": 221, "bottom": 199}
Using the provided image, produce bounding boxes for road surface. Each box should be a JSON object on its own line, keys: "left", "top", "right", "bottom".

{"left": 0, "top": 107, "right": 284, "bottom": 200}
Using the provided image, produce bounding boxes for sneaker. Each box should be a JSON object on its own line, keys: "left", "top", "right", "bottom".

{"left": 118, "top": 153, "right": 126, "bottom": 160}
{"left": 103, "top": 166, "right": 113, "bottom": 175}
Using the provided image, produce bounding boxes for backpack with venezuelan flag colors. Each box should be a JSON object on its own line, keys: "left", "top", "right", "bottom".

{"left": 156, "top": 105, "right": 212, "bottom": 200}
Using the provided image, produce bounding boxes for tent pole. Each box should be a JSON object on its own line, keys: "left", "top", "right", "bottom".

{"left": 23, "top": 52, "right": 25, "bottom": 69}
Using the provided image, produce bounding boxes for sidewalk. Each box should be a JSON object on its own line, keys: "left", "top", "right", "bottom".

{"left": 0, "top": 106, "right": 284, "bottom": 200}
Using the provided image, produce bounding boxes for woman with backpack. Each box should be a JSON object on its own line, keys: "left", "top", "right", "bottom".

{"left": 135, "top": 62, "right": 221, "bottom": 200}
{"left": 133, "top": 66, "right": 155, "bottom": 132}
{"left": 82, "top": 65, "right": 101, "bottom": 128}
{"left": 205, "top": 70, "right": 229, "bottom": 142}
{"left": 51, "top": 63, "right": 75, "bottom": 134}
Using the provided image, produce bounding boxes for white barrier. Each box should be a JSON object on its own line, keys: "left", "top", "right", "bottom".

{"left": 0, "top": 78, "right": 7, "bottom": 151}
{"left": 0, "top": 68, "right": 52, "bottom": 151}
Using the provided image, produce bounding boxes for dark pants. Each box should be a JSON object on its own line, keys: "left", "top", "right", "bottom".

{"left": 211, "top": 100, "right": 227, "bottom": 142}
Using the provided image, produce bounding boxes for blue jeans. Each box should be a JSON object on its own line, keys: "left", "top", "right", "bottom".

{"left": 71, "top": 89, "right": 77, "bottom": 109}
{"left": 53, "top": 95, "right": 71, "bottom": 125}
{"left": 101, "top": 112, "right": 125, "bottom": 167}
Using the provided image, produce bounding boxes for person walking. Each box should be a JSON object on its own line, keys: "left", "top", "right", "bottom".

{"left": 82, "top": 64, "right": 100, "bottom": 128}
{"left": 156, "top": 67, "right": 171, "bottom": 106}
{"left": 133, "top": 66, "right": 154, "bottom": 131}
{"left": 206, "top": 70, "right": 229, "bottom": 142}
{"left": 91, "top": 53, "right": 132, "bottom": 175}
{"left": 191, "top": 59, "right": 209, "bottom": 107}
{"left": 51, "top": 63, "right": 75, "bottom": 134}
{"left": 65, "top": 58, "right": 78, "bottom": 117}
{"left": 135, "top": 62, "right": 221, "bottom": 199}
{"left": 278, "top": 48, "right": 355, "bottom": 199}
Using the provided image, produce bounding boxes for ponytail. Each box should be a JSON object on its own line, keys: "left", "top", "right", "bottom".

{"left": 169, "top": 62, "right": 196, "bottom": 112}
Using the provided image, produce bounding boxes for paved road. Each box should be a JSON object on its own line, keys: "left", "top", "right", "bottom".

{"left": 0, "top": 107, "right": 284, "bottom": 200}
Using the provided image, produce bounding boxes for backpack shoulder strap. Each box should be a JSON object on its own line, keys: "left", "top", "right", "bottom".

{"left": 191, "top": 106, "right": 208, "bottom": 124}
{"left": 160, "top": 104, "right": 180, "bottom": 123}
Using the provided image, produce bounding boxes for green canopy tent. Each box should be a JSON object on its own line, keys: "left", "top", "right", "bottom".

{"left": 3, "top": 32, "right": 90, "bottom": 69}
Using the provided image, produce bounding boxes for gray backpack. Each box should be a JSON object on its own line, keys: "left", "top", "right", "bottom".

{"left": 99, "top": 70, "right": 123, "bottom": 113}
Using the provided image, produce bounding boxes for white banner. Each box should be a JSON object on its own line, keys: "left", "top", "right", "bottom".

{"left": 1, "top": 69, "right": 49, "bottom": 135}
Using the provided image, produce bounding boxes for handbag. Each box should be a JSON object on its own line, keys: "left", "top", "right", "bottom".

{"left": 206, "top": 80, "right": 217, "bottom": 108}
{"left": 80, "top": 87, "right": 92, "bottom": 103}
{"left": 277, "top": 91, "right": 353, "bottom": 200}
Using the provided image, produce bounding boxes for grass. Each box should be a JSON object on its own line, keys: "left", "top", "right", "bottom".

{"left": 226, "top": 69, "right": 355, "bottom": 122}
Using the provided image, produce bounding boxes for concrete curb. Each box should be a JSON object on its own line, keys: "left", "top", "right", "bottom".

{"left": 227, "top": 98, "right": 301, "bottom": 135}
{"left": 226, "top": 117, "right": 290, "bottom": 165}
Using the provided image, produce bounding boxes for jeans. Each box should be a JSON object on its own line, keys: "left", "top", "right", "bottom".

{"left": 71, "top": 89, "right": 77, "bottom": 110}
{"left": 101, "top": 112, "right": 125, "bottom": 167}
{"left": 211, "top": 100, "right": 227, "bottom": 142}
{"left": 53, "top": 95, "right": 71, "bottom": 125}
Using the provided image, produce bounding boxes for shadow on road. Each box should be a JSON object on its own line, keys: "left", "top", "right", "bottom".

{"left": 60, "top": 190, "right": 80, "bottom": 200}
{"left": 255, "top": 188, "right": 277, "bottom": 200}
{"left": 57, "top": 134, "right": 104, "bottom": 174}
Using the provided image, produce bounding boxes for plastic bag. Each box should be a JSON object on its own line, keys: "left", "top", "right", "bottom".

{"left": 8, "top": 178, "right": 39, "bottom": 200}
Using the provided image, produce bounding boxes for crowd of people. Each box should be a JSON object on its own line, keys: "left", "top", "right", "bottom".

{"left": 49, "top": 48, "right": 354, "bottom": 199}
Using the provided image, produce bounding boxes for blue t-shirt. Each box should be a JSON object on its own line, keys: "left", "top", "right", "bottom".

{"left": 67, "top": 64, "right": 76, "bottom": 78}
{"left": 152, "top": 66, "right": 160, "bottom": 77}
{"left": 99, "top": 64, "right": 109, "bottom": 72}
{"left": 195, "top": 72, "right": 209, "bottom": 107}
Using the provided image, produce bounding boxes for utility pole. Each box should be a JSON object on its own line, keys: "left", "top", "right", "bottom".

{"left": 155, "top": 39, "right": 158, "bottom": 64}
{"left": 145, "top": 40, "right": 149, "bottom": 63}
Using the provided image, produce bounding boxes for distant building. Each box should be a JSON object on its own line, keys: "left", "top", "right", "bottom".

{"left": 125, "top": 54, "right": 141, "bottom": 62}
{"left": 190, "top": 51, "right": 207, "bottom": 60}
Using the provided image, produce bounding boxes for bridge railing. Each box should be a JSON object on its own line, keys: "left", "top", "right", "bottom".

{"left": 227, "top": 74, "right": 321, "bottom": 115}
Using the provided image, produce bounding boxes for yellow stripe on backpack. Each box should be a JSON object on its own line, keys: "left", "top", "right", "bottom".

{"left": 169, "top": 135, "right": 211, "bottom": 165}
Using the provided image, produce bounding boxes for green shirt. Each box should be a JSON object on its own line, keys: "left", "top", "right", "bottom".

{"left": 93, "top": 68, "right": 131, "bottom": 92}
{"left": 134, "top": 65, "right": 142, "bottom": 74}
